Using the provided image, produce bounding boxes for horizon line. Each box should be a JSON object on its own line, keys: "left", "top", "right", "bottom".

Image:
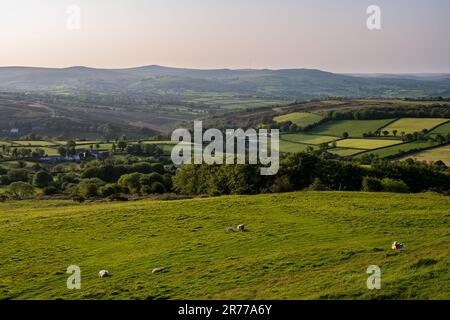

{"left": 0, "top": 64, "right": 449, "bottom": 75}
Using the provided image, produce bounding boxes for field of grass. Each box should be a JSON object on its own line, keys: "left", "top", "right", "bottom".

{"left": 274, "top": 112, "right": 323, "bottom": 127}
{"left": 310, "top": 120, "right": 395, "bottom": 138}
{"left": 0, "top": 192, "right": 448, "bottom": 300}
{"left": 278, "top": 140, "right": 312, "bottom": 153}
{"left": 383, "top": 118, "right": 449, "bottom": 135}
{"left": 428, "top": 121, "right": 450, "bottom": 136}
{"left": 355, "top": 141, "right": 440, "bottom": 159}
{"left": 336, "top": 139, "right": 402, "bottom": 150}
{"left": 12, "top": 141, "right": 58, "bottom": 147}
{"left": 400, "top": 145, "right": 450, "bottom": 166}
{"left": 328, "top": 148, "right": 364, "bottom": 157}
{"left": 280, "top": 133, "right": 338, "bottom": 145}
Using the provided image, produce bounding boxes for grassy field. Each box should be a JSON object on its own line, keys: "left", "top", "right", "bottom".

{"left": 328, "top": 148, "right": 364, "bottom": 157}
{"left": 274, "top": 112, "right": 323, "bottom": 127}
{"left": 428, "top": 121, "right": 450, "bottom": 136}
{"left": 278, "top": 140, "right": 313, "bottom": 153}
{"left": 0, "top": 192, "right": 448, "bottom": 300}
{"left": 310, "top": 120, "right": 395, "bottom": 138}
{"left": 400, "top": 145, "right": 450, "bottom": 166}
{"left": 383, "top": 118, "right": 449, "bottom": 135}
{"left": 280, "top": 133, "right": 338, "bottom": 145}
{"left": 336, "top": 139, "right": 402, "bottom": 150}
{"left": 355, "top": 141, "right": 440, "bottom": 159}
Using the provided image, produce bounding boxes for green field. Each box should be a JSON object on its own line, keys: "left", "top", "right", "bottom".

{"left": 428, "top": 121, "right": 450, "bottom": 136}
{"left": 400, "top": 145, "right": 450, "bottom": 166}
{"left": 336, "top": 139, "right": 402, "bottom": 150}
{"left": 278, "top": 140, "right": 312, "bottom": 153}
{"left": 12, "top": 141, "right": 58, "bottom": 147}
{"left": 274, "top": 112, "right": 323, "bottom": 127}
{"left": 310, "top": 120, "right": 395, "bottom": 138}
{"left": 328, "top": 148, "right": 363, "bottom": 157}
{"left": 0, "top": 192, "right": 448, "bottom": 300}
{"left": 280, "top": 133, "right": 338, "bottom": 145}
{"left": 383, "top": 118, "right": 449, "bottom": 135}
{"left": 355, "top": 141, "right": 440, "bottom": 159}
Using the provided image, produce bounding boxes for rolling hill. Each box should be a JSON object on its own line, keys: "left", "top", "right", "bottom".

{"left": 1, "top": 66, "right": 449, "bottom": 100}
{"left": 0, "top": 191, "right": 448, "bottom": 300}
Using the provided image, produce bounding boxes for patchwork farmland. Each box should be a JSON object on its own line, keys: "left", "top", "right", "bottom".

{"left": 275, "top": 113, "right": 450, "bottom": 162}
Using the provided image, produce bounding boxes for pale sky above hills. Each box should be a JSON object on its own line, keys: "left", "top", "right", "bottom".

{"left": 0, "top": 0, "right": 449, "bottom": 73}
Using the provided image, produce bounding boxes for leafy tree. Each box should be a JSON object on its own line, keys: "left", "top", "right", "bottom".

{"left": 7, "top": 182, "right": 35, "bottom": 198}
{"left": 118, "top": 173, "right": 143, "bottom": 194}
{"left": 33, "top": 171, "right": 53, "bottom": 188}
{"left": 78, "top": 178, "right": 105, "bottom": 198}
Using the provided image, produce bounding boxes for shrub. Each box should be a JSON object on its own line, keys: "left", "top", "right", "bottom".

{"left": 151, "top": 182, "right": 166, "bottom": 194}
{"left": 33, "top": 171, "right": 53, "bottom": 188}
{"left": 270, "top": 175, "right": 294, "bottom": 193}
{"left": 100, "top": 183, "right": 122, "bottom": 197}
{"left": 0, "top": 166, "right": 7, "bottom": 175}
{"left": 78, "top": 178, "right": 105, "bottom": 198}
{"left": 307, "top": 178, "right": 329, "bottom": 191}
{"left": 7, "top": 169, "right": 29, "bottom": 183}
{"left": 362, "top": 176, "right": 383, "bottom": 192}
{"left": 381, "top": 178, "right": 410, "bottom": 193}
{"left": 42, "top": 186, "right": 59, "bottom": 196}
{"left": 0, "top": 175, "right": 10, "bottom": 186}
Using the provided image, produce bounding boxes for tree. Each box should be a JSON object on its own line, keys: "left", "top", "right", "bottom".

{"left": 58, "top": 146, "right": 67, "bottom": 157}
{"left": 33, "top": 171, "right": 53, "bottom": 188}
{"left": 118, "top": 173, "right": 143, "bottom": 194}
{"left": 392, "top": 129, "right": 398, "bottom": 137}
{"left": 361, "top": 176, "right": 382, "bottom": 192}
{"left": 342, "top": 132, "right": 349, "bottom": 139}
{"left": 382, "top": 130, "right": 389, "bottom": 136}
{"left": 7, "top": 169, "right": 29, "bottom": 183}
{"left": 117, "top": 140, "right": 127, "bottom": 151}
{"left": 78, "top": 178, "right": 105, "bottom": 198}
{"left": 7, "top": 182, "right": 35, "bottom": 198}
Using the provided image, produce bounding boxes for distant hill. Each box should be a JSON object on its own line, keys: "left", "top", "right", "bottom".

{"left": 0, "top": 65, "right": 449, "bottom": 99}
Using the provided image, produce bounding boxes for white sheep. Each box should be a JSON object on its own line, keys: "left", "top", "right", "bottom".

{"left": 98, "top": 270, "right": 110, "bottom": 278}
{"left": 391, "top": 242, "right": 405, "bottom": 250}
{"left": 237, "top": 224, "right": 245, "bottom": 232}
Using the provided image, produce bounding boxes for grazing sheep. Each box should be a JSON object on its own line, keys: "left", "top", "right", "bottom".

{"left": 227, "top": 227, "right": 234, "bottom": 233}
{"left": 152, "top": 267, "right": 165, "bottom": 274}
{"left": 237, "top": 224, "right": 245, "bottom": 232}
{"left": 391, "top": 242, "right": 405, "bottom": 250}
{"left": 98, "top": 270, "right": 110, "bottom": 278}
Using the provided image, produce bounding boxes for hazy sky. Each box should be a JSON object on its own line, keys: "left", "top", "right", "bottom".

{"left": 0, "top": 0, "right": 449, "bottom": 72}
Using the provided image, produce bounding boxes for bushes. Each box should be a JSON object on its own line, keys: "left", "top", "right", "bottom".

{"left": 78, "top": 178, "right": 105, "bottom": 198}
{"left": 380, "top": 178, "right": 410, "bottom": 193}
{"left": 362, "top": 176, "right": 409, "bottom": 193}
{"left": 7, "top": 169, "right": 29, "bottom": 183}
{"left": 0, "top": 175, "right": 10, "bottom": 186}
{"left": 42, "top": 186, "right": 59, "bottom": 196}
{"left": 362, "top": 176, "right": 383, "bottom": 192}
{"left": 100, "top": 183, "right": 123, "bottom": 197}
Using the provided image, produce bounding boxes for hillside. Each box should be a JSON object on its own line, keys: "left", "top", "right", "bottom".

{"left": 0, "top": 192, "right": 448, "bottom": 300}
{"left": 1, "top": 66, "right": 450, "bottom": 100}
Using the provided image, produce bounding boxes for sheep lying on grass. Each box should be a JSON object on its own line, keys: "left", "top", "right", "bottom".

{"left": 98, "top": 270, "right": 110, "bottom": 278}
{"left": 391, "top": 242, "right": 405, "bottom": 250}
